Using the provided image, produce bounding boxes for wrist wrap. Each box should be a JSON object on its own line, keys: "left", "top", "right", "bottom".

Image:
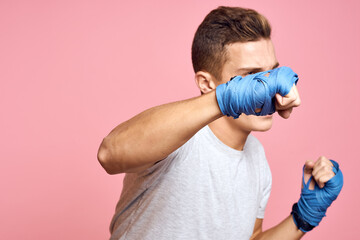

{"left": 291, "top": 203, "right": 315, "bottom": 232}
{"left": 295, "top": 159, "right": 343, "bottom": 231}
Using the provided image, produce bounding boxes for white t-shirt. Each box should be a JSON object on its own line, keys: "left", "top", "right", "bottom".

{"left": 109, "top": 125, "right": 272, "bottom": 240}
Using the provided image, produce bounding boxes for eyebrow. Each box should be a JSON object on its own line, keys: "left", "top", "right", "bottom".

{"left": 238, "top": 62, "right": 280, "bottom": 72}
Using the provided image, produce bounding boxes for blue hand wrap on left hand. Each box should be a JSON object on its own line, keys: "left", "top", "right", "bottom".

{"left": 297, "top": 160, "right": 344, "bottom": 229}
{"left": 215, "top": 66, "right": 299, "bottom": 118}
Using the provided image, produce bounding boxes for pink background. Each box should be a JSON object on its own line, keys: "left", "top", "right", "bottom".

{"left": 1, "top": 0, "right": 359, "bottom": 239}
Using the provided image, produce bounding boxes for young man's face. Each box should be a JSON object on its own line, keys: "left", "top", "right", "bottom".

{"left": 218, "top": 38, "right": 279, "bottom": 132}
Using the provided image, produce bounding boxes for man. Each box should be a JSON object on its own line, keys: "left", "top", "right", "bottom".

{"left": 98, "top": 6, "right": 343, "bottom": 240}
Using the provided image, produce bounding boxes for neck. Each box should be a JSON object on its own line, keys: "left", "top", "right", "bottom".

{"left": 208, "top": 117, "right": 250, "bottom": 151}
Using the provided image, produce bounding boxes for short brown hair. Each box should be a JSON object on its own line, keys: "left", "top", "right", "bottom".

{"left": 191, "top": 6, "right": 272, "bottom": 81}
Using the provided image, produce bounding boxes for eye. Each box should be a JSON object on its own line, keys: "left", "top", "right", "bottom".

{"left": 246, "top": 71, "right": 257, "bottom": 76}
{"left": 242, "top": 71, "right": 257, "bottom": 77}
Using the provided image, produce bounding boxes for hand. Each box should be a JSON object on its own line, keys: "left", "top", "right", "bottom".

{"left": 303, "top": 156, "right": 336, "bottom": 189}
{"left": 275, "top": 84, "right": 301, "bottom": 119}
{"left": 294, "top": 157, "right": 343, "bottom": 230}
{"left": 216, "top": 66, "right": 299, "bottom": 118}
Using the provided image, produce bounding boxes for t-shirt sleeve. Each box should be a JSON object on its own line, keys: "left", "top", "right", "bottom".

{"left": 134, "top": 137, "right": 192, "bottom": 188}
{"left": 256, "top": 158, "right": 272, "bottom": 219}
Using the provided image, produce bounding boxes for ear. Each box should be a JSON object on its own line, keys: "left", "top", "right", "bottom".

{"left": 194, "top": 71, "right": 218, "bottom": 94}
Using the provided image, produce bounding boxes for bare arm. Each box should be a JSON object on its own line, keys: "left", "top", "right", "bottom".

{"left": 97, "top": 90, "right": 223, "bottom": 174}
{"left": 251, "top": 216, "right": 304, "bottom": 240}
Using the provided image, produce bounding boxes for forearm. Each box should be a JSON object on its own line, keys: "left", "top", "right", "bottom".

{"left": 253, "top": 215, "right": 305, "bottom": 240}
{"left": 97, "top": 90, "right": 222, "bottom": 174}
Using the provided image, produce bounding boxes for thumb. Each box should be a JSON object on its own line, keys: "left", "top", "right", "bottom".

{"left": 303, "top": 160, "right": 315, "bottom": 189}
{"left": 304, "top": 160, "right": 314, "bottom": 174}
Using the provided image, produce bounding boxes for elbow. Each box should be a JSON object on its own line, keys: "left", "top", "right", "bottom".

{"left": 97, "top": 138, "right": 124, "bottom": 175}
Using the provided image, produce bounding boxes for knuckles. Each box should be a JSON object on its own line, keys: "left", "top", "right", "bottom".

{"left": 317, "top": 156, "right": 331, "bottom": 166}
{"left": 319, "top": 173, "right": 335, "bottom": 185}
{"left": 288, "top": 94, "right": 297, "bottom": 102}
{"left": 312, "top": 157, "right": 335, "bottom": 184}
{"left": 294, "top": 98, "right": 301, "bottom": 107}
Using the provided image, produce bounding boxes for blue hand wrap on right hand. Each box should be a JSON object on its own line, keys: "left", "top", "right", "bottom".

{"left": 297, "top": 160, "right": 344, "bottom": 230}
{"left": 215, "top": 66, "right": 299, "bottom": 118}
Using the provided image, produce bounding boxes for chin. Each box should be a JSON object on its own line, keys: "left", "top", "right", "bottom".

{"left": 233, "top": 114, "right": 274, "bottom": 132}
{"left": 252, "top": 123, "right": 273, "bottom": 132}
{"left": 251, "top": 116, "right": 273, "bottom": 132}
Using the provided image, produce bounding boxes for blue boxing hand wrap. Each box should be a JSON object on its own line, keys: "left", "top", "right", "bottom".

{"left": 295, "top": 160, "right": 344, "bottom": 232}
{"left": 215, "top": 66, "right": 299, "bottom": 118}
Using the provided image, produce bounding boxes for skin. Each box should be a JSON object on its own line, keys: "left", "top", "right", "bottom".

{"left": 97, "top": 38, "right": 337, "bottom": 239}
{"left": 196, "top": 39, "right": 296, "bottom": 151}
{"left": 304, "top": 156, "right": 335, "bottom": 190}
